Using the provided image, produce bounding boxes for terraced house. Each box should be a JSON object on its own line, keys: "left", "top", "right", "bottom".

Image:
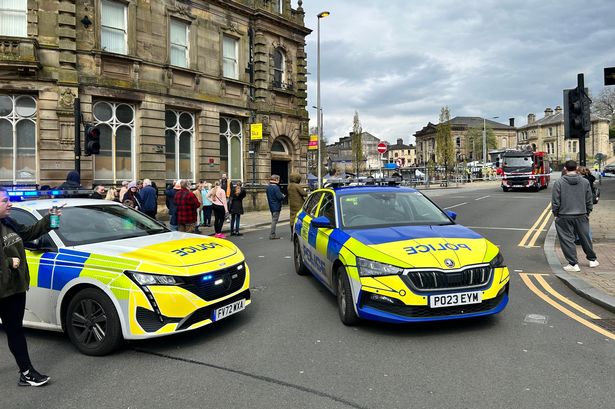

{"left": 0, "top": 0, "right": 311, "bottom": 209}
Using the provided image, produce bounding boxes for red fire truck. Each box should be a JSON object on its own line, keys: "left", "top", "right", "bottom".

{"left": 500, "top": 150, "right": 550, "bottom": 191}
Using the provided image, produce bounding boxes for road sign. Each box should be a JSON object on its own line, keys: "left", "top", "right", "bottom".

{"left": 250, "top": 123, "right": 262, "bottom": 140}
{"left": 377, "top": 142, "right": 387, "bottom": 154}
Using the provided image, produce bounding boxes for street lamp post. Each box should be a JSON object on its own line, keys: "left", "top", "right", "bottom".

{"left": 316, "top": 11, "right": 330, "bottom": 189}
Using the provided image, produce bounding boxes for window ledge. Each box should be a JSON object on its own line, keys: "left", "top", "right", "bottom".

{"left": 93, "top": 49, "right": 143, "bottom": 63}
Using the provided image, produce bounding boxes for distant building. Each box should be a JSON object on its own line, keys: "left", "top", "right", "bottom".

{"left": 385, "top": 138, "right": 416, "bottom": 167}
{"left": 517, "top": 107, "right": 612, "bottom": 165}
{"left": 326, "top": 132, "right": 381, "bottom": 174}
{"left": 414, "top": 117, "right": 516, "bottom": 165}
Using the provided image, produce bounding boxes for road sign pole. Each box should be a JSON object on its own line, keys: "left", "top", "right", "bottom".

{"left": 578, "top": 74, "right": 587, "bottom": 166}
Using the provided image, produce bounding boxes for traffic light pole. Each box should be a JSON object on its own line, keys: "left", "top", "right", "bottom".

{"left": 577, "top": 74, "right": 587, "bottom": 166}
{"left": 74, "top": 97, "right": 81, "bottom": 175}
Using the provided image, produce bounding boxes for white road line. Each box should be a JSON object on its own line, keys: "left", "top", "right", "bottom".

{"left": 443, "top": 202, "right": 468, "bottom": 210}
{"left": 475, "top": 195, "right": 490, "bottom": 201}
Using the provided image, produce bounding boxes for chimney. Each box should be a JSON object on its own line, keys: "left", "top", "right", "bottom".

{"left": 544, "top": 107, "right": 553, "bottom": 117}
{"left": 397, "top": 138, "right": 403, "bottom": 146}
{"left": 555, "top": 106, "right": 562, "bottom": 115}
{"left": 528, "top": 113, "right": 535, "bottom": 124}
{"left": 509, "top": 117, "right": 515, "bottom": 127}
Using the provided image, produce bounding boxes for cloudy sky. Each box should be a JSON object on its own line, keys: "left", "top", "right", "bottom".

{"left": 299, "top": 0, "right": 615, "bottom": 145}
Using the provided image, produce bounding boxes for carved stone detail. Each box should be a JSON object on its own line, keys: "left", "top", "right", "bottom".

{"left": 59, "top": 88, "right": 76, "bottom": 110}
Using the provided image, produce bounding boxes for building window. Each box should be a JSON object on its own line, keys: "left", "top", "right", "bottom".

{"left": 165, "top": 110, "right": 195, "bottom": 182}
{"left": 170, "top": 19, "right": 189, "bottom": 68}
{"left": 223, "top": 35, "right": 238, "bottom": 79}
{"left": 548, "top": 127, "right": 553, "bottom": 137}
{"left": 0, "top": 95, "right": 36, "bottom": 183}
{"left": 101, "top": 0, "right": 127, "bottom": 54}
{"left": 271, "top": 140, "right": 286, "bottom": 153}
{"left": 219, "top": 117, "right": 243, "bottom": 180}
{"left": 277, "top": 0, "right": 283, "bottom": 13}
{"left": 92, "top": 101, "right": 134, "bottom": 183}
{"left": 0, "top": 0, "right": 27, "bottom": 37}
{"left": 273, "top": 48, "right": 285, "bottom": 88}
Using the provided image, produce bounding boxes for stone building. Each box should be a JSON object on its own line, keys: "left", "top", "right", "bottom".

{"left": 414, "top": 117, "right": 516, "bottom": 165}
{"left": 384, "top": 138, "right": 415, "bottom": 167}
{"left": 0, "top": 0, "right": 311, "bottom": 209}
{"left": 326, "top": 131, "right": 382, "bottom": 174}
{"left": 517, "top": 107, "right": 612, "bottom": 166}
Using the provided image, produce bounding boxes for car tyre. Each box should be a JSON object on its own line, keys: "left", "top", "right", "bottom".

{"left": 336, "top": 266, "right": 360, "bottom": 326}
{"left": 66, "top": 288, "right": 123, "bottom": 356}
{"left": 294, "top": 237, "right": 309, "bottom": 276}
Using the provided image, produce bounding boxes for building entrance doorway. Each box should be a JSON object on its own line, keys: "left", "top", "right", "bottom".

{"left": 271, "top": 160, "right": 289, "bottom": 203}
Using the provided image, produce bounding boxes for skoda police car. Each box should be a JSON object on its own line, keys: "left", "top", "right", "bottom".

{"left": 8, "top": 190, "right": 250, "bottom": 355}
{"left": 293, "top": 180, "right": 509, "bottom": 325}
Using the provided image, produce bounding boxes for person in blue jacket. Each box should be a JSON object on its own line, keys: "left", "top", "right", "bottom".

{"left": 266, "top": 174, "right": 285, "bottom": 240}
{"left": 139, "top": 179, "right": 158, "bottom": 219}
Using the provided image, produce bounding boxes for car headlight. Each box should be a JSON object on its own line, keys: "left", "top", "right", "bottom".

{"left": 357, "top": 258, "right": 404, "bottom": 277}
{"left": 489, "top": 252, "right": 505, "bottom": 268}
{"left": 126, "top": 271, "right": 181, "bottom": 286}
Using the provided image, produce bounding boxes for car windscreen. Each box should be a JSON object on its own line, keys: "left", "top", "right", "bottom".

{"left": 339, "top": 191, "right": 452, "bottom": 229}
{"left": 502, "top": 156, "right": 533, "bottom": 171}
{"left": 41, "top": 204, "right": 169, "bottom": 246}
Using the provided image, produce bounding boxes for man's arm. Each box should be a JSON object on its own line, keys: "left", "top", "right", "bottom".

{"left": 10, "top": 215, "right": 52, "bottom": 242}
{"left": 585, "top": 182, "right": 593, "bottom": 214}
{"left": 551, "top": 181, "right": 560, "bottom": 217}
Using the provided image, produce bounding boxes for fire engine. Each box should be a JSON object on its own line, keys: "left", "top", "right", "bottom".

{"left": 500, "top": 150, "right": 550, "bottom": 191}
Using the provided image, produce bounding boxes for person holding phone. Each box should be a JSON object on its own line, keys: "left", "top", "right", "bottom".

{"left": 0, "top": 187, "right": 61, "bottom": 387}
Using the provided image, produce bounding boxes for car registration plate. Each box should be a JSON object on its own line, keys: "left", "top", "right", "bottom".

{"left": 429, "top": 291, "right": 482, "bottom": 308}
{"left": 213, "top": 299, "right": 245, "bottom": 321}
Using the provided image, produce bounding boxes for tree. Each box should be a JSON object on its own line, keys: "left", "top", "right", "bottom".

{"left": 435, "top": 106, "right": 455, "bottom": 174}
{"left": 351, "top": 111, "right": 363, "bottom": 175}
{"left": 593, "top": 87, "right": 615, "bottom": 137}
{"left": 465, "top": 125, "right": 496, "bottom": 161}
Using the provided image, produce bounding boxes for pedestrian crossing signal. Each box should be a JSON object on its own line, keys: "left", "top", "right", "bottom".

{"left": 84, "top": 124, "right": 101, "bottom": 155}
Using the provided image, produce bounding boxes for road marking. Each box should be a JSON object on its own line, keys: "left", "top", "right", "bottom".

{"left": 527, "top": 210, "right": 552, "bottom": 247}
{"left": 532, "top": 274, "right": 601, "bottom": 319}
{"left": 443, "top": 202, "right": 467, "bottom": 210}
{"left": 519, "top": 273, "right": 614, "bottom": 340}
{"left": 518, "top": 203, "right": 551, "bottom": 247}
{"left": 467, "top": 226, "right": 547, "bottom": 232}
{"left": 475, "top": 195, "right": 490, "bottom": 201}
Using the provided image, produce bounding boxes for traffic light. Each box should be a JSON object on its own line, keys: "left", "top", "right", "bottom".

{"left": 84, "top": 124, "right": 101, "bottom": 155}
{"left": 563, "top": 86, "right": 591, "bottom": 139}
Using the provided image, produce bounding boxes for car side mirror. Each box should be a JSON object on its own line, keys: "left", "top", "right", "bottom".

{"left": 311, "top": 216, "right": 334, "bottom": 229}
{"left": 446, "top": 210, "right": 457, "bottom": 221}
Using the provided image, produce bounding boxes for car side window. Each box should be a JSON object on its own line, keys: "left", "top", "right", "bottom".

{"left": 10, "top": 209, "right": 57, "bottom": 250}
{"left": 317, "top": 193, "right": 336, "bottom": 224}
{"left": 304, "top": 192, "right": 323, "bottom": 216}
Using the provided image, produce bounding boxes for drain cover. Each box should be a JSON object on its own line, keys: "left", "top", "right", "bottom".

{"left": 524, "top": 314, "right": 548, "bottom": 324}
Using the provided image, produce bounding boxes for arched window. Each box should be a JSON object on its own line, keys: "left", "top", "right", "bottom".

{"left": 165, "top": 110, "right": 195, "bottom": 182}
{"left": 273, "top": 48, "right": 285, "bottom": 88}
{"left": 92, "top": 101, "right": 135, "bottom": 183}
{"left": 271, "top": 140, "right": 286, "bottom": 153}
{"left": 219, "top": 117, "right": 243, "bottom": 180}
{"left": 0, "top": 95, "right": 36, "bottom": 183}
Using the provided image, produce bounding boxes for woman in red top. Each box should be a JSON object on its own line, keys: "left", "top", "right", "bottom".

{"left": 206, "top": 181, "right": 228, "bottom": 238}
{"left": 173, "top": 180, "right": 200, "bottom": 233}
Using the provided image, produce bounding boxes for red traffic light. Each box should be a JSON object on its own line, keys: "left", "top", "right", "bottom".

{"left": 84, "top": 124, "right": 101, "bottom": 155}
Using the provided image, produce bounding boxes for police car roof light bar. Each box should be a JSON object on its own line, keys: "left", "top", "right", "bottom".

{"left": 1, "top": 185, "right": 94, "bottom": 201}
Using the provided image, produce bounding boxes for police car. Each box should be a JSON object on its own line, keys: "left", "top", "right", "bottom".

{"left": 8, "top": 191, "right": 250, "bottom": 355}
{"left": 293, "top": 180, "right": 509, "bottom": 325}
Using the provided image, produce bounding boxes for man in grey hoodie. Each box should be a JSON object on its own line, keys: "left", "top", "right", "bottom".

{"left": 551, "top": 160, "right": 598, "bottom": 272}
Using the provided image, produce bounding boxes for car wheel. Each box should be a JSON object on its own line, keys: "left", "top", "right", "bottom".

{"left": 66, "top": 288, "right": 123, "bottom": 356}
{"left": 336, "top": 266, "right": 360, "bottom": 326}
{"left": 294, "top": 237, "right": 309, "bottom": 276}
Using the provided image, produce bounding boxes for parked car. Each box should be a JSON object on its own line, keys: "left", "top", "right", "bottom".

{"left": 603, "top": 162, "right": 615, "bottom": 175}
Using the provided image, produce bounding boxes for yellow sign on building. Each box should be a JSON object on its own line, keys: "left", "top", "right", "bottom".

{"left": 308, "top": 134, "right": 319, "bottom": 150}
{"left": 250, "top": 123, "right": 263, "bottom": 140}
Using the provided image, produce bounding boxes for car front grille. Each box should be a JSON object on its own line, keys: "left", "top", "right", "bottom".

{"left": 181, "top": 263, "right": 246, "bottom": 301}
{"left": 402, "top": 266, "right": 492, "bottom": 291}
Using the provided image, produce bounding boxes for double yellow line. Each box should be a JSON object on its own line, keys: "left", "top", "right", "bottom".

{"left": 518, "top": 203, "right": 552, "bottom": 248}
{"left": 520, "top": 273, "right": 615, "bottom": 340}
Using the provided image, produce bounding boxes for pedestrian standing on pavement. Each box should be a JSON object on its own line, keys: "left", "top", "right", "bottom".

{"left": 551, "top": 160, "right": 599, "bottom": 272}
{"left": 229, "top": 181, "right": 246, "bottom": 236}
{"left": 174, "top": 179, "right": 200, "bottom": 233}
{"left": 287, "top": 173, "right": 307, "bottom": 235}
{"left": 192, "top": 182, "right": 203, "bottom": 233}
{"left": 123, "top": 181, "right": 142, "bottom": 210}
{"left": 165, "top": 181, "right": 180, "bottom": 231}
{"left": 139, "top": 179, "right": 158, "bottom": 219}
{"left": 202, "top": 182, "right": 213, "bottom": 227}
{"left": 266, "top": 174, "right": 284, "bottom": 240}
{"left": 57, "top": 170, "right": 82, "bottom": 190}
{"left": 207, "top": 181, "right": 228, "bottom": 238}
{"left": 105, "top": 187, "right": 120, "bottom": 202}
{"left": 220, "top": 174, "right": 231, "bottom": 201}
{"left": 118, "top": 181, "right": 129, "bottom": 203}
{"left": 91, "top": 185, "right": 106, "bottom": 199}
{"left": 0, "top": 187, "right": 55, "bottom": 386}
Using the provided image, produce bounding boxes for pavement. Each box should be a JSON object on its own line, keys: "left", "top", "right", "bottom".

{"left": 179, "top": 176, "right": 615, "bottom": 313}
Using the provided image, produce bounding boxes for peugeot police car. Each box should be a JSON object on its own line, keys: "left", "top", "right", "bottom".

{"left": 293, "top": 180, "right": 509, "bottom": 325}
{"left": 7, "top": 191, "right": 250, "bottom": 355}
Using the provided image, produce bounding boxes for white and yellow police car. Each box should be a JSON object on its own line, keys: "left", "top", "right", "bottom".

{"left": 9, "top": 192, "right": 250, "bottom": 355}
{"left": 293, "top": 182, "right": 509, "bottom": 325}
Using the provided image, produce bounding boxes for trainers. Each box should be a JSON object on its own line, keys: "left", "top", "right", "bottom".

{"left": 589, "top": 260, "right": 600, "bottom": 268}
{"left": 562, "top": 264, "right": 580, "bottom": 272}
{"left": 19, "top": 368, "right": 50, "bottom": 387}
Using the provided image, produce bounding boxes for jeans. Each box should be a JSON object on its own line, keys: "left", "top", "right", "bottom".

{"left": 0, "top": 292, "right": 32, "bottom": 372}
{"left": 203, "top": 205, "right": 212, "bottom": 226}
{"left": 231, "top": 214, "right": 241, "bottom": 232}
{"left": 212, "top": 204, "right": 225, "bottom": 234}
{"left": 270, "top": 211, "right": 280, "bottom": 237}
